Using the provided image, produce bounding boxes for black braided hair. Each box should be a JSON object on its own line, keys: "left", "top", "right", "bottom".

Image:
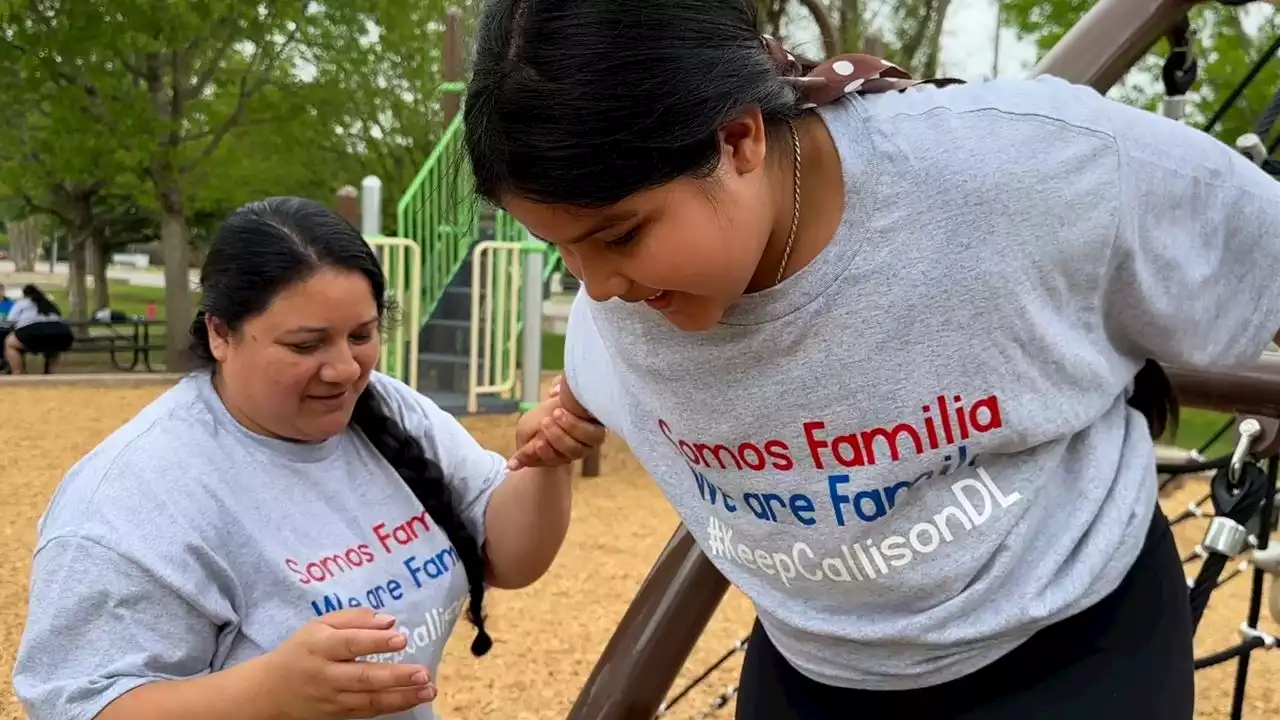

{"left": 187, "top": 196, "right": 492, "bottom": 656}
{"left": 1129, "top": 359, "right": 1180, "bottom": 442}
{"left": 350, "top": 386, "right": 492, "bottom": 655}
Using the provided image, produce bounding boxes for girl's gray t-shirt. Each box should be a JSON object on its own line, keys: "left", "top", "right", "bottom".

{"left": 13, "top": 371, "right": 506, "bottom": 720}
{"left": 565, "top": 75, "right": 1280, "bottom": 690}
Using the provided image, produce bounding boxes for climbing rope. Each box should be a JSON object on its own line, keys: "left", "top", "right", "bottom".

{"left": 658, "top": 419, "right": 1280, "bottom": 719}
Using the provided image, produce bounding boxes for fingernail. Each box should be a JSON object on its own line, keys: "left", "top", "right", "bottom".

{"left": 374, "top": 613, "right": 396, "bottom": 624}
{"left": 418, "top": 683, "right": 437, "bottom": 700}
{"left": 412, "top": 670, "right": 429, "bottom": 684}
{"left": 506, "top": 458, "right": 519, "bottom": 470}
{"left": 554, "top": 409, "right": 565, "bottom": 420}
{"left": 542, "top": 418, "right": 553, "bottom": 428}
{"left": 389, "top": 634, "right": 407, "bottom": 649}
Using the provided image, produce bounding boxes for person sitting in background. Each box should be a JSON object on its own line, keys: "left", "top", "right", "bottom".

{"left": 3, "top": 284, "right": 74, "bottom": 375}
{"left": 0, "top": 283, "right": 13, "bottom": 374}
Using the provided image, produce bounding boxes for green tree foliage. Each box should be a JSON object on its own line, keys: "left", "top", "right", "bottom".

{"left": 0, "top": 1, "right": 471, "bottom": 366}
{"left": 1000, "top": 0, "right": 1280, "bottom": 150}
{"left": 761, "top": 0, "right": 957, "bottom": 75}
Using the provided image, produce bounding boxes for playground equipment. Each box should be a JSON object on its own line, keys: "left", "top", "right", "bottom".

{"left": 340, "top": 176, "right": 549, "bottom": 414}
{"left": 352, "top": 177, "right": 423, "bottom": 389}
{"left": 561, "top": 1, "right": 1280, "bottom": 718}
{"left": 393, "top": 112, "right": 563, "bottom": 416}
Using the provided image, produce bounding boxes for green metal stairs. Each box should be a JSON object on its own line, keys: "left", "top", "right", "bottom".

{"left": 395, "top": 112, "right": 563, "bottom": 414}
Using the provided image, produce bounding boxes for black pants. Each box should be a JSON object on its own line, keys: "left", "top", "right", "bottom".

{"left": 14, "top": 321, "right": 73, "bottom": 355}
{"left": 736, "top": 504, "right": 1194, "bottom": 719}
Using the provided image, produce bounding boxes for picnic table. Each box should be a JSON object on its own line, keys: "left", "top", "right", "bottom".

{"left": 63, "top": 317, "right": 166, "bottom": 372}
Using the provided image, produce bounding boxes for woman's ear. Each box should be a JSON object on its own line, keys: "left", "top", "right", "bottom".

{"left": 206, "top": 315, "right": 233, "bottom": 363}
{"left": 718, "top": 107, "right": 768, "bottom": 176}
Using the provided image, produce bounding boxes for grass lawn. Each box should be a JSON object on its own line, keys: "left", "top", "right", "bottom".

{"left": 46, "top": 281, "right": 571, "bottom": 372}
{"left": 47, "top": 282, "right": 193, "bottom": 321}
{"left": 1165, "top": 408, "right": 1237, "bottom": 457}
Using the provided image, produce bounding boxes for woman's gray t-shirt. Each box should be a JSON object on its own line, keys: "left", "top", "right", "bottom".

{"left": 13, "top": 371, "right": 506, "bottom": 720}
{"left": 565, "top": 75, "right": 1280, "bottom": 690}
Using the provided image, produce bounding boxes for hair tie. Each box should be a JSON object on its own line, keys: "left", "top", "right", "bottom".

{"left": 761, "top": 35, "right": 965, "bottom": 108}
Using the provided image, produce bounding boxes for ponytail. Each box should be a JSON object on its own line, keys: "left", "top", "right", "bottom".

{"left": 1128, "top": 359, "right": 1179, "bottom": 441}
{"left": 351, "top": 387, "right": 493, "bottom": 656}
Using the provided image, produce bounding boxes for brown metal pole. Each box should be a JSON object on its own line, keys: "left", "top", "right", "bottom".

{"left": 334, "top": 185, "right": 360, "bottom": 228}
{"left": 1168, "top": 355, "right": 1280, "bottom": 416}
{"left": 581, "top": 447, "right": 601, "bottom": 478}
{"left": 1032, "top": 0, "right": 1200, "bottom": 92}
{"left": 567, "top": 525, "right": 730, "bottom": 720}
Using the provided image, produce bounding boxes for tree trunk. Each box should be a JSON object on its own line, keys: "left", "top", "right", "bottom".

{"left": 158, "top": 186, "right": 194, "bottom": 372}
{"left": 921, "top": 0, "right": 953, "bottom": 77}
{"left": 898, "top": 1, "right": 939, "bottom": 69}
{"left": 89, "top": 233, "right": 111, "bottom": 310}
{"left": 8, "top": 216, "right": 42, "bottom": 272}
{"left": 840, "top": 0, "right": 863, "bottom": 53}
{"left": 51, "top": 187, "right": 96, "bottom": 323}
{"left": 65, "top": 230, "right": 89, "bottom": 324}
{"left": 756, "top": 0, "right": 785, "bottom": 38}
{"left": 797, "top": 0, "right": 840, "bottom": 58}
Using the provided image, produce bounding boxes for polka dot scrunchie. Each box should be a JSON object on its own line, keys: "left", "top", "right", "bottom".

{"left": 761, "top": 35, "right": 965, "bottom": 108}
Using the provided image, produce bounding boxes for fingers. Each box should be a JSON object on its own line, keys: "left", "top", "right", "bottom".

{"left": 508, "top": 406, "right": 608, "bottom": 471}
{"left": 315, "top": 608, "right": 397, "bottom": 632}
{"left": 327, "top": 660, "right": 434, "bottom": 693}
{"left": 548, "top": 375, "right": 563, "bottom": 398}
{"left": 317, "top": 626, "right": 411, "bottom": 662}
{"left": 334, "top": 684, "right": 438, "bottom": 719}
{"left": 507, "top": 437, "right": 553, "bottom": 471}
{"left": 547, "top": 408, "right": 607, "bottom": 448}
{"left": 537, "top": 413, "right": 590, "bottom": 461}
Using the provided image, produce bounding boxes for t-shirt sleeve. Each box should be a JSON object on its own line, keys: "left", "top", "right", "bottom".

{"left": 378, "top": 376, "right": 507, "bottom": 544}
{"left": 12, "top": 535, "right": 222, "bottom": 720}
{"left": 564, "top": 289, "right": 629, "bottom": 436}
{"left": 7, "top": 298, "right": 35, "bottom": 326}
{"left": 1097, "top": 92, "right": 1280, "bottom": 369}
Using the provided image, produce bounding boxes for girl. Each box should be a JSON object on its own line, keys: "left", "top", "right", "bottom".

{"left": 13, "top": 198, "right": 604, "bottom": 720}
{"left": 465, "top": 1, "right": 1280, "bottom": 718}
{"left": 3, "top": 284, "right": 74, "bottom": 374}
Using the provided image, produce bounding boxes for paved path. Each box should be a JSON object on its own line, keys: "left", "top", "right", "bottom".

{"left": 0, "top": 260, "right": 200, "bottom": 291}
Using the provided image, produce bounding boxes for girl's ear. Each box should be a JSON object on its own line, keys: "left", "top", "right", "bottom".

{"left": 718, "top": 107, "right": 768, "bottom": 177}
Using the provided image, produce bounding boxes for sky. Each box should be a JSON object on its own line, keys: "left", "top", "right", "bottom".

{"left": 785, "top": 0, "right": 1042, "bottom": 81}
{"left": 941, "top": 0, "right": 1041, "bottom": 79}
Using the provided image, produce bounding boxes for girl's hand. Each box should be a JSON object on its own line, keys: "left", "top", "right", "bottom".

{"left": 508, "top": 377, "right": 605, "bottom": 470}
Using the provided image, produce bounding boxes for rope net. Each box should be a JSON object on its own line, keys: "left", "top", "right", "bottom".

{"left": 657, "top": 417, "right": 1280, "bottom": 718}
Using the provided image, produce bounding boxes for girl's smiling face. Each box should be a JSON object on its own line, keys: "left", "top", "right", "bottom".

{"left": 502, "top": 113, "right": 781, "bottom": 333}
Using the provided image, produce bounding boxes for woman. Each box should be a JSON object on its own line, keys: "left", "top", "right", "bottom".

{"left": 467, "top": 2, "right": 1280, "bottom": 718}
{"left": 12, "top": 197, "right": 605, "bottom": 720}
{"left": 3, "top": 284, "right": 74, "bottom": 375}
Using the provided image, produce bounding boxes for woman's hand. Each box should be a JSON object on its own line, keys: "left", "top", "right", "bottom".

{"left": 507, "top": 375, "right": 606, "bottom": 470}
{"left": 259, "top": 609, "right": 436, "bottom": 720}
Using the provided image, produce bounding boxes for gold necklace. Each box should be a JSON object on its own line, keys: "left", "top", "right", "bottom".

{"left": 775, "top": 120, "right": 801, "bottom": 287}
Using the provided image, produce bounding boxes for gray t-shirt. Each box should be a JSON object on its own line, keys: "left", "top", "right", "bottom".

{"left": 6, "top": 297, "right": 58, "bottom": 328}
{"left": 13, "top": 371, "right": 505, "bottom": 720}
{"left": 565, "top": 75, "right": 1280, "bottom": 690}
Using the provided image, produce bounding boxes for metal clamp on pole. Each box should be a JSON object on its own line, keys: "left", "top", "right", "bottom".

{"left": 1230, "top": 418, "right": 1263, "bottom": 484}
{"left": 1160, "top": 18, "right": 1197, "bottom": 121}
{"left": 1202, "top": 417, "right": 1256, "bottom": 557}
{"left": 1236, "top": 133, "right": 1268, "bottom": 165}
{"left": 1204, "top": 515, "right": 1251, "bottom": 557}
